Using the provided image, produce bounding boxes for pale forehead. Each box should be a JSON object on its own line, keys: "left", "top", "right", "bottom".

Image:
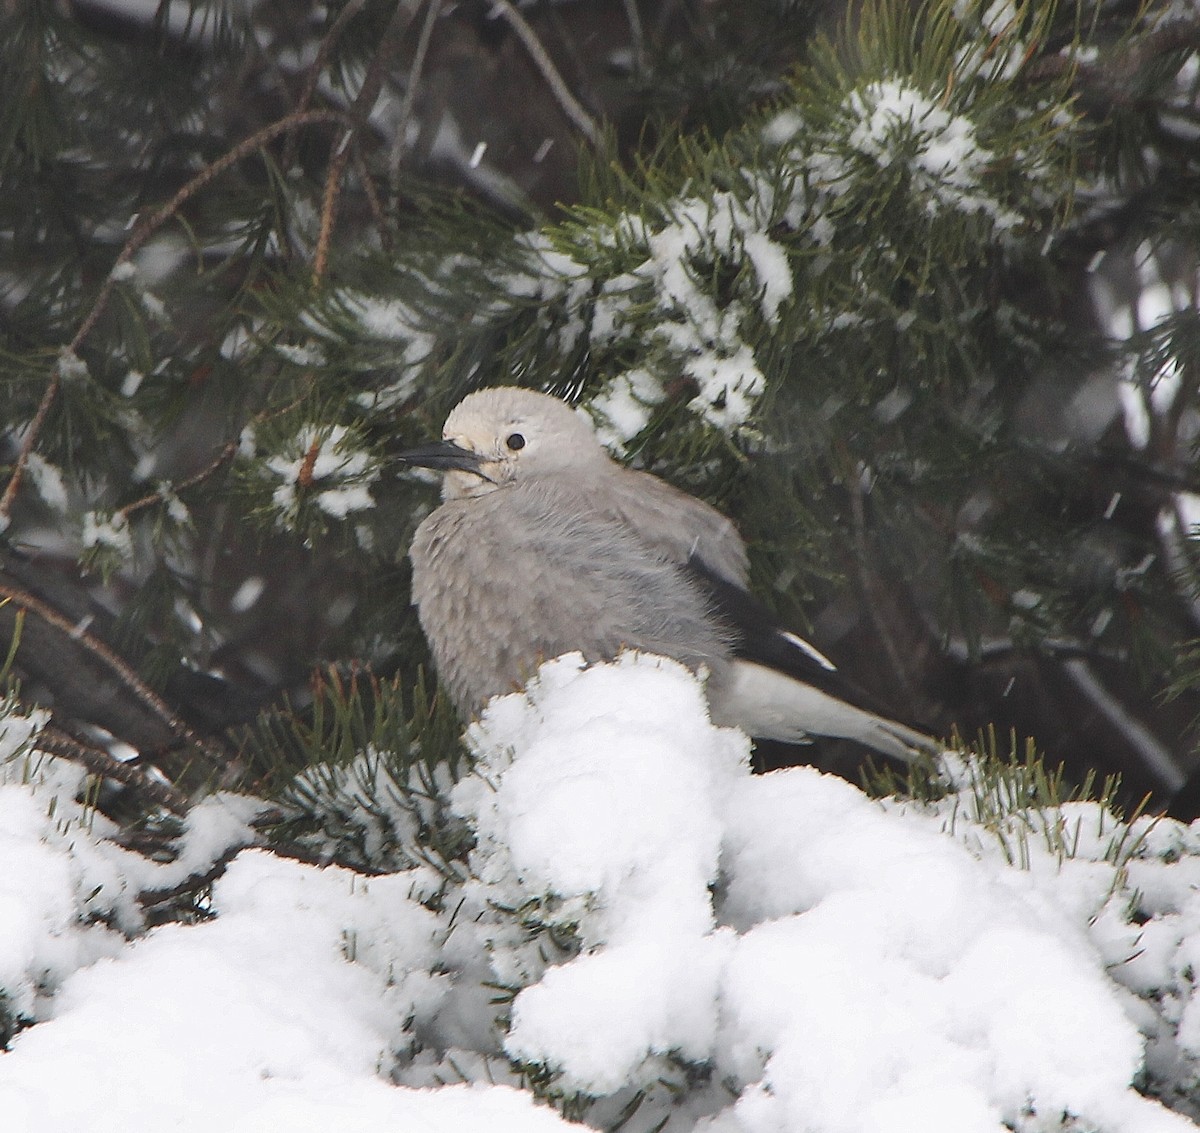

{"left": 443, "top": 388, "right": 589, "bottom": 437}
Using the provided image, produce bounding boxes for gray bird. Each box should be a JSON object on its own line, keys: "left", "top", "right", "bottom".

{"left": 400, "top": 386, "right": 938, "bottom": 762}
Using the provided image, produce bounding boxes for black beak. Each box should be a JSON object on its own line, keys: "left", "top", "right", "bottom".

{"left": 395, "top": 439, "right": 488, "bottom": 476}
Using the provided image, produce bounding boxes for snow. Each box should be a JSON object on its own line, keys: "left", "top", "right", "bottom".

{"left": 260, "top": 423, "right": 380, "bottom": 527}
{"left": 231, "top": 575, "right": 265, "bottom": 613}
{"left": 0, "top": 849, "right": 572, "bottom": 1133}
{"left": 587, "top": 368, "right": 665, "bottom": 448}
{"left": 80, "top": 509, "right": 132, "bottom": 557}
{"left": 620, "top": 188, "right": 785, "bottom": 434}
{"left": 55, "top": 349, "right": 89, "bottom": 383}
{"left": 453, "top": 655, "right": 1200, "bottom": 1130}
{"left": 1, "top": 655, "right": 1198, "bottom": 1130}
{"left": 340, "top": 293, "right": 437, "bottom": 368}
{"left": 842, "top": 80, "right": 1019, "bottom": 229}
{"left": 24, "top": 454, "right": 68, "bottom": 512}
{"left": 322, "top": 290, "right": 442, "bottom": 412}
{"left": 499, "top": 183, "right": 791, "bottom": 449}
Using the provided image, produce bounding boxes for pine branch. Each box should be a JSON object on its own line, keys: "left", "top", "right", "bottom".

{"left": 136, "top": 843, "right": 262, "bottom": 912}
{"left": 1026, "top": 18, "right": 1200, "bottom": 105}
{"left": 35, "top": 727, "right": 190, "bottom": 815}
{"left": 0, "top": 107, "right": 351, "bottom": 522}
{"left": 313, "top": 0, "right": 421, "bottom": 285}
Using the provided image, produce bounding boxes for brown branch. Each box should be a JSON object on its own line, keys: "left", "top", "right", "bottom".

{"left": 2, "top": 367, "right": 65, "bottom": 527}
{"left": 314, "top": 132, "right": 355, "bottom": 287}
{"left": 119, "top": 440, "right": 241, "bottom": 520}
{"left": 119, "top": 374, "right": 326, "bottom": 523}
{"left": 313, "top": 0, "right": 421, "bottom": 286}
{"left": 354, "top": 144, "right": 392, "bottom": 252}
{"left": 82, "top": 108, "right": 350, "bottom": 351}
{"left": 389, "top": 0, "right": 444, "bottom": 213}
{"left": 36, "top": 727, "right": 190, "bottom": 815}
{"left": 267, "top": 841, "right": 394, "bottom": 876}
{"left": 138, "top": 847, "right": 245, "bottom": 909}
{"left": 134, "top": 361, "right": 342, "bottom": 525}
{"left": 281, "top": 0, "right": 372, "bottom": 173}
{"left": 0, "top": 108, "right": 350, "bottom": 524}
{"left": 1024, "top": 18, "right": 1200, "bottom": 105}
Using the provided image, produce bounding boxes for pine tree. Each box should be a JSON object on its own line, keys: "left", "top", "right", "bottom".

{"left": 4, "top": 0, "right": 1198, "bottom": 809}
{"left": 3, "top": 0, "right": 1200, "bottom": 1122}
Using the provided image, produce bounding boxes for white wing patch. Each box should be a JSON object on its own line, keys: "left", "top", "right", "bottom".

{"left": 778, "top": 630, "right": 838, "bottom": 671}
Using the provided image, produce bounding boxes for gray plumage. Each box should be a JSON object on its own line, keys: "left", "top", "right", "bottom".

{"left": 403, "top": 387, "right": 938, "bottom": 762}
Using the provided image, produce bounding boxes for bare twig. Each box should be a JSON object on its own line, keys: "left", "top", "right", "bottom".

{"left": 281, "top": 0, "right": 372, "bottom": 172}
{"left": 353, "top": 144, "right": 392, "bottom": 251}
{"left": 313, "top": 0, "right": 421, "bottom": 286}
{"left": 3, "top": 369, "right": 65, "bottom": 528}
{"left": 0, "top": 108, "right": 349, "bottom": 523}
{"left": 488, "top": 0, "right": 602, "bottom": 147}
{"left": 314, "top": 130, "right": 356, "bottom": 286}
{"left": 36, "top": 726, "right": 191, "bottom": 815}
{"left": 119, "top": 440, "right": 241, "bottom": 520}
{"left": 389, "top": 0, "right": 443, "bottom": 211}
{"left": 85, "top": 110, "right": 349, "bottom": 350}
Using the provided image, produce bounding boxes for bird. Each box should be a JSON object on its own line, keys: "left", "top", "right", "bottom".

{"left": 398, "top": 386, "right": 939, "bottom": 763}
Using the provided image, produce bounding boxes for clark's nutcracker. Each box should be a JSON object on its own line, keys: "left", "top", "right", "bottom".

{"left": 400, "top": 387, "right": 938, "bottom": 762}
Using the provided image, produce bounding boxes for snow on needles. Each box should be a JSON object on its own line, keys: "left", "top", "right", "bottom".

{"left": 454, "top": 654, "right": 1198, "bottom": 1132}
{"left": 843, "top": 79, "right": 1018, "bottom": 228}
{"left": 1, "top": 656, "right": 1199, "bottom": 1131}
{"left": 260, "top": 422, "right": 380, "bottom": 528}
{"left": 507, "top": 187, "right": 792, "bottom": 449}
{"left": 0, "top": 849, "right": 570, "bottom": 1133}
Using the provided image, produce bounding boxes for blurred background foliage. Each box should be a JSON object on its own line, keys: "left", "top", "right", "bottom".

{"left": 0, "top": 0, "right": 1199, "bottom": 827}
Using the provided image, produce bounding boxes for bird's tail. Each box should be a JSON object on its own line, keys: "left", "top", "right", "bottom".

{"left": 708, "top": 660, "right": 941, "bottom": 763}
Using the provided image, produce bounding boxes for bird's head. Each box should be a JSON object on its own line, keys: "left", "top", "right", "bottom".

{"left": 398, "top": 387, "right": 608, "bottom": 500}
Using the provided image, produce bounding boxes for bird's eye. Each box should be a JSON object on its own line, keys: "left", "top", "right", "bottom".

{"left": 506, "top": 433, "right": 526, "bottom": 451}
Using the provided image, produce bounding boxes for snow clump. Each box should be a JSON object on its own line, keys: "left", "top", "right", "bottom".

{"left": 1, "top": 656, "right": 1199, "bottom": 1131}
{"left": 453, "top": 652, "right": 1200, "bottom": 1133}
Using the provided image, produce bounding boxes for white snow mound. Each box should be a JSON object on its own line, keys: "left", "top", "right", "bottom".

{"left": 0, "top": 654, "right": 1198, "bottom": 1132}
{"left": 454, "top": 652, "right": 1199, "bottom": 1133}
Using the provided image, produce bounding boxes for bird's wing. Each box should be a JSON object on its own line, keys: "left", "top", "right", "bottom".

{"left": 683, "top": 553, "right": 851, "bottom": 693}
{"left": 598, "top": 469, "right": 751, "bottom": 589}
{"left": 710, "top": 659, "right": 941, "bottom": 759}
{"left": 410, "top": 485, "right": 736, "bottom": 714}
{"left": 682, "top": 551, "right": 935, "bottom": 745}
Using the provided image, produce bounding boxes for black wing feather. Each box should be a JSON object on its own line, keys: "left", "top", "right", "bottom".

{"left": 683, "top": 552, "right": 904, "bottom": 720}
